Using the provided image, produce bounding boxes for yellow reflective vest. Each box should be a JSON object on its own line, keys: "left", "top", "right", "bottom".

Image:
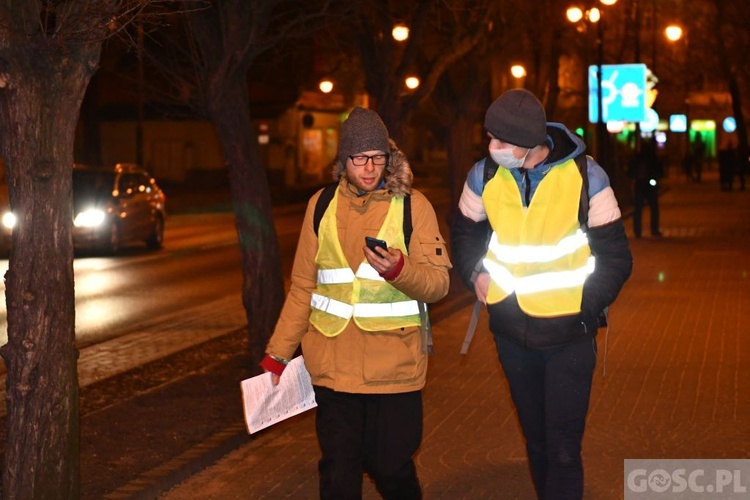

{"left": 481, "top": 159, "right": 594, "bottom": 317}
{"left": 309, "top": 192, "right": 421, "bottom": 337}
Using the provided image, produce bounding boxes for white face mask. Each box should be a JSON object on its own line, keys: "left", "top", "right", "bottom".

{"left": 489, "top": 146, "right": 530, "bottom": 170}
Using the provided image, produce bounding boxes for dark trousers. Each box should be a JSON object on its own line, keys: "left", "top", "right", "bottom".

{"left": 494, "top": 335, "right": 597, "bottom": 500}
{"left": 633, "top": 182, "right": 660, "bottom": 237}
{"left": 313, "top": 386, "right": 423, "bottom": 500}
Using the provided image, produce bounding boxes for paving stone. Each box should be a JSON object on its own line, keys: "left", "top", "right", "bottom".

{"left": 159, "top": 172, "right": 750, "bottom": 499}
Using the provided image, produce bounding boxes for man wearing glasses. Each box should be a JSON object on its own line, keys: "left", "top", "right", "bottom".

{"left": 261, "top": 107, "right": 451, "bottom": 499}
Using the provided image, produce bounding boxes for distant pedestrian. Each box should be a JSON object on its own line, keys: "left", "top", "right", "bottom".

{"left": 717, "top": 143, "right": 737, "bottom": 192}
{"left": 260, "top": 107, "right": 451, "bottom": 499}
{"left": 682, "top": 154, "right": 694, "bottom": 183}
{"left": 736, "top": 146, "right": 747, "bottom": 191}
{"left": 627, "top": 139, "right": 663, "bottom": 237}
{"left": 693, "top": 133, "right": 706, "bottom": 183}
{"left": 451, "top": 89, "right": 633, "bottom": 499}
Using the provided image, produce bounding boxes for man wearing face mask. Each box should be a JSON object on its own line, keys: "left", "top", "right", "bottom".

{"left": 451, "top": 89, "right": 632, "bottom": 499}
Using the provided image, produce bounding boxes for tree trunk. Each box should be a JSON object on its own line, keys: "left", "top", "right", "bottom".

{"left": 206, "top": 77, "right": 285, "bottom": 365}
{"left": 432, "top": 62, "right": 489, "bottom": 223}
{"left": 714, "top": 0, "right": 749, "bottom": 175}
{"left": 79, "top": 74, "right": 103, "bottom": 166}
{"left": 727, "top": 77, "right": 749, "bottom": 177}
{"left": 372, "top": 85, "right": 405, "bottom": 146}
{"left": 0, "top": 43, "right": 99, "bottom": 498}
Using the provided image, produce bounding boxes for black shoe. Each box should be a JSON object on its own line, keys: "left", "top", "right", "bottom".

{"left": 652, "top": 232, "right": 663, "bottom": 237}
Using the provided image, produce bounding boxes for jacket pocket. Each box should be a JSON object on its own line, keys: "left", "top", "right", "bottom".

{"left": 418, "top": 234, "right": 451, "bottom": 267}
{"left": 362, "top": 326, "right": 422, "bottom": 382}
{"left": 300, "top": 328, "right": 334, "bottom": 382}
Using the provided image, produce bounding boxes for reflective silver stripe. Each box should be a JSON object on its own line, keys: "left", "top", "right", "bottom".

{"left": 483, "top": 256, "right": 596, "bottom": 294}
{"left": 482, "top": 258, "right": 516, "bottom": 294}
{"left": 354, "top": 300, "right": 420, "bottom": 318}
{"left": 310, "top": 293, "right": 353, "bottom": 319}
{"left": 355, "top": 263, "right": 385, "bottom": 281}
{"left": 317, "top": 268, "right": 355, "bottom": 284}
{"left": 488, "top": 229, "right": 590, "bottom": 264}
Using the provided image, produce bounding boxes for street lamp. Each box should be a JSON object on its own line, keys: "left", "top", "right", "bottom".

{"left": 510, "top": 64, "right": 526, "bottom": 88}
{"left": 567, "top": 0, "right": 618, "bottom": 169}
{"left": 566, "top": 7, "right": 584, "bottom": 23}
{"left": 664, "top": 24, "right": 682, "bottom": 42}
{"left": 510, "top": 64, "right": 526, "bottom": 79}
{"left": 319, "top": 80, "right": 334, "bottom": 93}
{"left": 392, "top": 24, "right": 409, "bottom": 42}
{"left": 665, "top": 23, "right": 691, "bottom": 159}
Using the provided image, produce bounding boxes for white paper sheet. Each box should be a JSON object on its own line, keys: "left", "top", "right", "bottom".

{"left": 240, "top": 356, "right": 317, "bottom": 434}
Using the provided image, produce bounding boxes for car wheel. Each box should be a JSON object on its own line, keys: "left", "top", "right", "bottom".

{"left": 107, "top": 222, "right": 121, "bottom": 254}
{"left": 146, "top": 215, "right": 164, "bottom": 250}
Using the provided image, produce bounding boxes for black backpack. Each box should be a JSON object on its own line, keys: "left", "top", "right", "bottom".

{"left": 483, "top": 153, "right": 590, "bottom": 228}
{"left": 312, "top": 183, "right": 413, "bottom": 248}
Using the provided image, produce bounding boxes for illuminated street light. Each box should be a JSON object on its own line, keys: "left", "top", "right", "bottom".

{"left": 405, "top": 76, "right": 420, "bottom": 89}
{"left": 392, "top": 24, "right": 409, "bottom": 42}
{"left": 665, "top": 25, "right": 683, "bottom": 42}
{"left": 566, "top": 7, "right": 583, "bottom": 22}
{"left": 510, "top": 65, "right": 526, "bottom": 79}
{"left": 319, "top": 80, "right": 333, "bottom": 93}
{"left": 567, "top": 0, "right": 618, "bottom": 170}
{"left": 665, "top": 23, "right": 691, "bottom": 158}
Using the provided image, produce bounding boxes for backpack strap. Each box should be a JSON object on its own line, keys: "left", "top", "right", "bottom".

{"left": 313, "top": 183, "right": 338, "bottom": 236}
{"left": 483, "top": 156, "right": 498, "bottom": 184}
{"left": 574, "top": 154, "right": 589, "bottom": 229}
{"left": 403, "top": 194, "right": 412, "bottom": 249}
{"left": 313, "top": 183, "right": 413, "bottom": 249}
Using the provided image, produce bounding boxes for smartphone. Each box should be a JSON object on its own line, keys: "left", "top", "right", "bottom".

{"left": 365, "top": 236, "right": 388, "bottom": 253}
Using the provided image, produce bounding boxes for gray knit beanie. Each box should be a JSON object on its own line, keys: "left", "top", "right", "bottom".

{"left": 484, "top": 89, "right": 547, "bottom": 148}
{"left": 337, "top": 107, "right": 390, "bottom": 167}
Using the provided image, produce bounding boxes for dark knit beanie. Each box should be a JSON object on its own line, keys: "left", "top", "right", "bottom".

{"left": 337, "top": 107, "right": 390, "bottom": 167}
{"left": 484, "top": 89, "right": 547, "bottom": 148}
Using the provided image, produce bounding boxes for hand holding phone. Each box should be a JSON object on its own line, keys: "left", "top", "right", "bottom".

{"left": 365, "top": 236, "right": 388, "bottom": 253}
{"left": 364, "top": 236, "right": 403, "bottom": 278}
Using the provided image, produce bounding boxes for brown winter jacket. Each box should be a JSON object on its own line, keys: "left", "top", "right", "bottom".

{"left": 265, "top": 143, "right": 451, "bottom": 394}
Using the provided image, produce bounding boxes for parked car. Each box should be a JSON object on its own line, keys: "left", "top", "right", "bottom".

{"left": 1, "top": 163, "right": 166, "bottom": 254}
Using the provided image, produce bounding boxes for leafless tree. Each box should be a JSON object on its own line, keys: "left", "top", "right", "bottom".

{"left": 345, "top": 0, "right": 495, "bottom": 145}
{"left": 714, "top": 0, "right": 750, "bottom": 173}
{"left": 140, "top": 0, "right": 335, "bottom": 364}
{"left": 0, "top": 2, "right": 170, "bottom": 497}
{"left": 428, "top": 0, "right": 570, "bottom": 211}
{"left": 431, "top": 52, "right": 491, "bottom": 214}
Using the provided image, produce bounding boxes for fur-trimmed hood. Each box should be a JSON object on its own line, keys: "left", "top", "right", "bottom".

{"left": 333, "top": 139, "right": 413, "bottom": 197}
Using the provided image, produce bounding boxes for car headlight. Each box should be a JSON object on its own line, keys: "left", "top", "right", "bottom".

{"left": 74, "top": 209, "right": 106, "bottom": 228}
{"left": 2, "top": 212, "right": 16, "bottom": 229}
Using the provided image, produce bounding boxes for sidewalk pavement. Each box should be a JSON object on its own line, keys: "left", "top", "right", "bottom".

{"left": 160, "top": 169, "right": 750, "bottom": 499}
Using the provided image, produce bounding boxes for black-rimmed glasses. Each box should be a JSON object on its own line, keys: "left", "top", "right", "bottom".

{"left": 349, "top": 154, "right": 389, "bottom": 167}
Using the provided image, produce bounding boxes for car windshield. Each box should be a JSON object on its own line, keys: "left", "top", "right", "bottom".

{"left": 73, "top": 170, "right": 116, "bottom": 197}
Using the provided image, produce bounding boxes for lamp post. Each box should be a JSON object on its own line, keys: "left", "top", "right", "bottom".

{"left": 319, "top": 80, "right": 334, "bottom": 94}
{"left": 510, "top": 64, "right": 526, "bottom": 88}
{"left": 595, "top": 9, "right": 607, "bottom": 168}
{"left": 568, "top": 0, "right": 617, "bottom": 171}
{"left": 405, "top": 76, "right": 420, "bottom": 90}
{"left": 392, "top": 24, "right": 409, "bottom": 42}
{"left": 665, "top": 24, "right": 690, "bottom": 160}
